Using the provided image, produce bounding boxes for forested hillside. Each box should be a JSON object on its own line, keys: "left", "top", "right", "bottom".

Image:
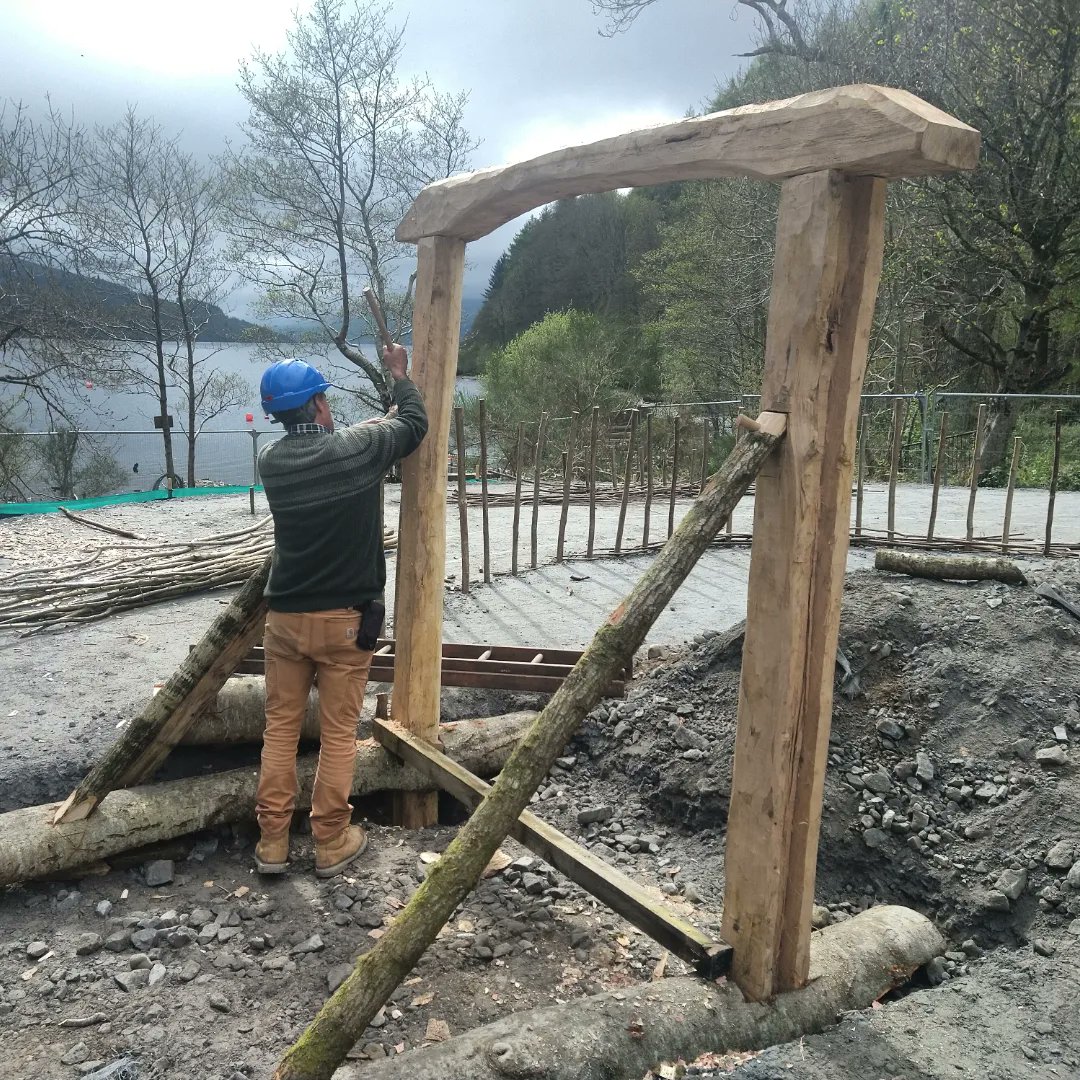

{"left": 465, "top": 0, "right": 1080, "bottom": 477}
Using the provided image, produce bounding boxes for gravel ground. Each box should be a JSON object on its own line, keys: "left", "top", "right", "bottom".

{"left": 0, "top": 485, "right": 1079, "bottom": 1080}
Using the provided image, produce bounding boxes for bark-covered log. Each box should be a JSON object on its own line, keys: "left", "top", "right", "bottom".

{"left": 273, "top": 415, "right": 785, "bottom": 1080}
{"left": 340, "top": 906, "right": 942, "bottom": 1080}
{"left": 875, "top": 548, "right": 1027, "bottom": 584}
{"left": 0, "top": 714, "right": 533, "bottom": 887}
{"left": 180, "top": 678, "right": 539, "bottom": 746}
{"left": 53, "top": 556, "right": 273, "bottom": 824}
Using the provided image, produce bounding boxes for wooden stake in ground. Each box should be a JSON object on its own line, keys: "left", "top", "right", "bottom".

{"left": 455, "top": 405, "right": 469, "bottom": 593}
{"left": 722, "top": 171, "right": 887, "bottom": 1003}
{"left": 700, "top": 417, "right": 711, "bottom": 491}
{"left": 390, "top": 234, "right": 466, "bottom": 830}
{"left": 52, "top": 555, "right": 272, "bottom": 825}
{"left": 614, "top": 409, "right": 638, "bottom": 553}
{"left": 478, "top": 398, "right": 491, "bottom": 583}
{"left": 854, "top": 412, "right": 867, "bottom": 536}
{"left": 556, "top": 412, "right": 578, "bottom": 563}
{"left": 875, "top": 548, "right": 1026, "bottom": 585}
{"left": 586, "top": 407, "right": 599, "bottom": 558}
{"left": 668, "top": 418, "right": 681, "bottom": 538}
{"left": 531, "top": 413, "right": 549, "bottom": 569}
{"left": 966, "top": 402, "right": 988, "bottom": 542}
{"left": 887, "top": 398, "right": 903, "bottom": 542}
{"left": 272, "top": 413, "right": 786, "bottom": 1080}
{"left": 927, "top": 410, "right": 947, "bottom": 541}
{"left": 1001, "top": 436, "right": 1022, "bottom": 554}
{"left": 511, "top": 421, "right": 525, "bottom": 576}
{"left": 1045, "top": 409, "right": 1063, "bottom": 557}
{"left": 642, "top": 409, "right": 654, "bottom": 551}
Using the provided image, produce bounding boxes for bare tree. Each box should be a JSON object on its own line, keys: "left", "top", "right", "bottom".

{"left": 169, "top": 156, "right": 248, "bottom": 487}
{"left": 224, "top": 0, "right": 476, "bottom": 411}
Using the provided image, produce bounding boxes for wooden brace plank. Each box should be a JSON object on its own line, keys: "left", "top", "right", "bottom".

{"left": 373, "top": 718, "right": 730, "bottom": 977}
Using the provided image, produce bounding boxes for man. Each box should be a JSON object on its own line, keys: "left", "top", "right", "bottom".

{"left": 253, "top": 344, "right": 427, "bottom": 878}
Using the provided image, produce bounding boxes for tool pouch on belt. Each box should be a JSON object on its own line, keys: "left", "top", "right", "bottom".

{"left": 356, "top": 599, "right": 385, "bottom": 651}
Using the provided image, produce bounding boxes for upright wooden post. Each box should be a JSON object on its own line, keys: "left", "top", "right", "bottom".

{"left": 614, "top": 410, "right": 638, "bottom": 553}
{"left": 531, "top": 413, "right": 548, "bottom": 569}
{"left": 726, "top": 424, "right": 739, "bottom": 538}
{"left": 511, "top": 421, "right": 525, "bottom": 576}
{"left": 1001, "top": 436, "right": 1022, "bottom": 554}
{"left": 966, "top": 402, "right": 987, "bottom": 542}
{"left": 1045, "top": 410, "right": 1063, "bottom": 556}
{"left": 587, "top": 407, "right": 599, "bottom": 558}
{"left": 854, "top": 412, "right": 867, "bottom": 537}
{"left": 642, "top": 410, "right": 654, "bottom": 550}
{"left": 700, "top": 418, "right": 710, "bottom": 492}
{"left": 556, "top": 412, "right": 578, "bottom": 563}
{"left": 887, "top": 398, "right": 903, "bottom": 542}
{"left": 478, "top": 398, "right": 491, "bottom": 584}
{"left": 722, "top": 172, "right": 886, "bottom": 1001}
{"left": 927, "top": 411, "right": 947, "bottom": 541}
{"left": 391, "top": 234, "right": 466, "bottom": 829}
{"left": 455, "top": 405, "right": 470, "bottom": 594}
{"left": 668, "top": 419, "right": 681, "bottom": 538}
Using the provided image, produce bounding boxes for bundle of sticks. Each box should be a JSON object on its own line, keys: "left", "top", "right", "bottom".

{"left": 0, "top": 513, "right": 398, "bottom": 633}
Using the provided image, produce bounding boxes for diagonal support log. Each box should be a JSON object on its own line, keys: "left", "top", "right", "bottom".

{"left": 52, "top": 555, "right": 271, "bottom": 824}
{"left": 272, "top": 412, "right": 786, "bottom": 1080}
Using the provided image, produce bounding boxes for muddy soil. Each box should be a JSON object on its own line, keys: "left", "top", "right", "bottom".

{"left": 1, "top": 508, "right": 1079, "bottom": 1079}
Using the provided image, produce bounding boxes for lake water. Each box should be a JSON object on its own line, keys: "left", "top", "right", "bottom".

{"left": 13, "top": 342, "right": 483, "bottom": 496}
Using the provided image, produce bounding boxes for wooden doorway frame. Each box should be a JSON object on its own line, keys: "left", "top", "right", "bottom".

{"left": 392, "top": 83, "right": 979, "bottom": 999}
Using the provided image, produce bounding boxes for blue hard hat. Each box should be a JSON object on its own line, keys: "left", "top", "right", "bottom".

{"left": 260, "top": 359, "right": 331, "bottom": 413}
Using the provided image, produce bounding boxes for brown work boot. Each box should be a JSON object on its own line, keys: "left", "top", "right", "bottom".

{"left": 315, "top": 825, "right": 368, "bottom": 878}
{"left": 254, "top": 832, "right": 290, "bottom": 875}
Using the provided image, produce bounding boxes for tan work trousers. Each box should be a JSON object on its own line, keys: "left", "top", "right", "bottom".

{"left": 255, "top": 608, "right": 373, "bottom": 842}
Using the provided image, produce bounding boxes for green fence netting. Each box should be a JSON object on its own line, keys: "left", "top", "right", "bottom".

{"left": 0, "top": 485, "right": 262, "bottom": 517}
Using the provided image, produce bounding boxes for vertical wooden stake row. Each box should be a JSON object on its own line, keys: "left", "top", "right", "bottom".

{"left": 1045, "top": 409, "right": 1063, "bottom": 556}
{"left": 587, "top": 407, "right": 599, "bottom": 558}
{"left": 927, "top": 411, "right": 947, "bottom": 541}
{"left": 722, "top": 172, "right": 886, "bottom": 1001}
{"left": 668, "top": 419, "right": 681, "bottom": 538}
{"left": 531, "top": 413, "right": 549, "bottom": 570}
{"left": 478, "top": 398, "right": 491, "bottom": 584}
{"left": 391, "top": 234, "right": 466, "bottom": 829}
{"left": 887, "top": 398, "right": 903, "bottom": 543}
{"left": 966, "top": 402, "right": 988, "bottom": 543}
{"left": 556, "top": 412, "right": 578, "bottom": 563}
{"left": 614, "top": 410, "right": 638, "bottom": 553}
{"left": 511, "top": 421, "right": 525, "bottom": 576}
{"left": 642, "top": 410, "right": 654, "bottom": 551}
{"left": 854, "top": 412, "right": 867, "bottom": 537}
{"left": 727, "top": 421, "right": 739, "bottom": 537}
{"left": 1001, "top": 436, "right": 1022, "bottom": 554}
{"left": 455, "top": 405, "right": 469, "bottom": 594}
{"left": 700, "top": 418, "right": 710, "bottom": 491}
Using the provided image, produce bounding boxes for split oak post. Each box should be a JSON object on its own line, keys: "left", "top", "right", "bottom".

{"left": 721, "top": 172, "right": 888, "bottom": 1000}
{"left": 927, "top": 410, "right": 947, "bottom": 541}
{"left": 531, "top": 413, "right": 549, "bottom": 569}
{"left": 642, "top": 409, "right": 654, "bottom": 550}
{"left": 556, "top": 412, "right": 578, "bottom": 563}
{"left": 887, "top": 398, "right": 903, "bottom": 542}
{"left": 587, "top": 407, "right": 599, "bottom": 558}
{"left": 454, "top": 405, "right": 470, "bottom": 594}
{"left": 478, "top": 398, "right": 491, "bottom": 583}
{"left": 668, "top": 419, "right": 681, "bottom": 538}
{"left": 614, "top": 410, "right": 637, "bottom": 553}
{"left": 1045, "top": 410, "right": 1063, "bottom": 556}
{"left": 854, "top": 412, "right": 867, "bottom": 536}
{"left": 391, "top": 234, "right": 465, "bottom": 829}
{"left": 966, "top": 402, "right": 987, "bottom": 543}
{"left": 1001, "top": 436, "right": 1022, "bottom": 554}
{"left": 511, "top": 421, "right": 525, "bottom": 575}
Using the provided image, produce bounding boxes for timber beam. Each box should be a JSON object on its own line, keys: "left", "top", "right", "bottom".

{"left": 373, "top": 717, "right": 730, "bottom": 977}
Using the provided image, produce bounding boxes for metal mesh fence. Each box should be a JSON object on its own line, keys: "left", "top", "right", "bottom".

{"left": 0, "top": 429, "right": 286, "bottom": 503}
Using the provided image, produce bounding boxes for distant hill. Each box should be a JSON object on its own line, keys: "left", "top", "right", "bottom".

{"left": 0, "top": 257, "right": 267, "bottom": 344}
{"left": 263, "top": 296, "right": 484, "bottom": 342}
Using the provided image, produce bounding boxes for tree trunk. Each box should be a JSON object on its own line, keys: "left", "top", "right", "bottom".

{"left": 342, "top": 906, "right": 942, "bottom": 1080}
{"left": 0, "top": 714, "right": 533, "bottom": 888}
{"left": 52, "top": 556, "right": 272, "bottom": 825}
{"left": 178, "top": 674, "right": 538, "bottom": 746}
{"left": 875, "top": 548, "right": 1027, "bottom": 584}
{"left": 273, "top": 416, "right": 785, "bottom": 1080}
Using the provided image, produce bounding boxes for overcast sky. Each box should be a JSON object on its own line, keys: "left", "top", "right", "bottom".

{"left": 1, "top": 0, "right": 758, "bottom": 311}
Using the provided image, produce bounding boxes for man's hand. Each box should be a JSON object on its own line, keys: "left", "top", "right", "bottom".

{"left": 382, "top": 343, "right": 408, "bottom": 381}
